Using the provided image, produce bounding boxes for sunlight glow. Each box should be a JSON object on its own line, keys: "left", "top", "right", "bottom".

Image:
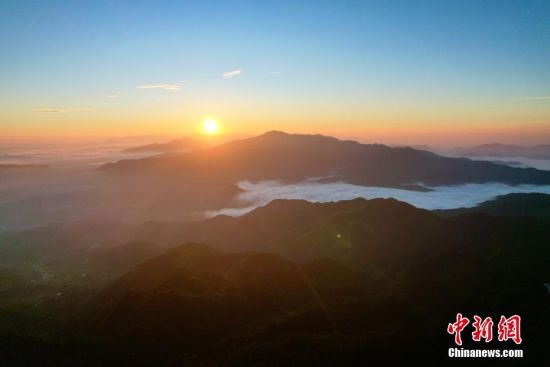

{"left": 202, "top": 119, "right": 219, "bottom": 135}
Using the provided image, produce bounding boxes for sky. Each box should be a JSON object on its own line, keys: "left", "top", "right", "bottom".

{"left": 1, "top": 0, "right": 549, "bottom": 145}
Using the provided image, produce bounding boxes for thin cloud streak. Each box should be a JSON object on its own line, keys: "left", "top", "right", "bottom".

{"left": 508, "top": 96, "right": 550, "bottom": 101}
{"left": 137, "top": 83, "right": 181, "bottom": 91}
{"left": 34, "top": 107, "right": 94, "bottom": 113}
{"left": 35, "top": 108, "right": 64, "bottom": 113}
{"left": 223, "top": 69, "right": 242, "bottom": 79}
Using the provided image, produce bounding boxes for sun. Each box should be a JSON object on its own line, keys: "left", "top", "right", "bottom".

{"left": 202, "top": 118, "right": 219, "bottom": 135}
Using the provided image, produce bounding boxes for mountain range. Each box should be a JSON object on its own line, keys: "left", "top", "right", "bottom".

{"left": 437, "top": 192, "right": 550, "bottom": 220}
{"left": 121, "top": 137, "right": 209, "bottom": 154}
{"left": 0, "top": 163, "right": 49, "bottom": 170}
{"left": 2, "top": 194, "right": 548, "bottom": 365}
{"left": 102, "top": 131, "right": 550, "bottom": 189}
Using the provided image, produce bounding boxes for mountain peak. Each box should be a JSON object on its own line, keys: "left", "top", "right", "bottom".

{"left": 261, "top": 130, "right": 289, "bottom": 137}
{"left": 257, "top": 130, "right": 340, "bottom": 143}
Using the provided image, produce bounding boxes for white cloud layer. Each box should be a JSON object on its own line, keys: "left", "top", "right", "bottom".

{"left": 207, "top": 180, "right": 550, "bottom": 217}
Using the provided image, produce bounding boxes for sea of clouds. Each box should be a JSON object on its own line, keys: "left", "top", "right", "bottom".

{"left": 0, "top": 141, "right": 157, "bottom": 169}
{"left": 208, "top": 180, "right": 550, "bottom": 217}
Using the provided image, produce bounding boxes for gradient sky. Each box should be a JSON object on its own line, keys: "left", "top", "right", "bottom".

{"left": 1, "top": 0, "right": 549, "bottom": 145}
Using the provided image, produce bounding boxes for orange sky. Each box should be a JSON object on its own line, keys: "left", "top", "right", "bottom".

{"left": 2, "top": 102, "right": 549, "bottom": 146}
{"left": 2, "top": 2, "right": 549, "bottom": 147}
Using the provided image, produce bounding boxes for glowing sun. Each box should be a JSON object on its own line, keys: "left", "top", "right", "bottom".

{"left": 202, "top": 118, "right": 219, "bottom": 135}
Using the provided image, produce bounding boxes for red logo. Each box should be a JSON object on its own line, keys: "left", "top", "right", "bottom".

{"left": 472, "top": 315, "right": 494, "bottom": 342}
{"left": 447, "top": 313, "right": 470, "bottom": 346}
{"left": 447, "top": 314, "right": 522, "bottom": 345}
{"left": 497, "top": 315, "right": 522, "bottom": 345}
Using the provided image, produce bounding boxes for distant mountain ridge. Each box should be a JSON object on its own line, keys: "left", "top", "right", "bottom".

{"left": 0, "top": 164, "right": 49, "bottom": 170}
{"left": 102, "top": 131, "right": 550, "bottom": 188}
{"left": 122, "top": 137, "right": 209, "bottom": 153}
{"left": 437, "top": 192, "right": 550, "bottom": 220}
{"left": 451, "top": 143, "right": 550, "bottom": 159}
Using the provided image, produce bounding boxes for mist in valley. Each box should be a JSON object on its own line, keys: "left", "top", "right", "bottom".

{"left": 209, "top": 179, "right": 550, "bottom": 217}
{"left": 0, "top": 141, "right": 234, "bottom": 232}
{"left": 2, "top": 137, "right": 550, "bottom": 232}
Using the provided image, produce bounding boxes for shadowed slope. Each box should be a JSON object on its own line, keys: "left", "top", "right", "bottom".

{"left": 101, "top": 131, "right": 550, "bottom": 188}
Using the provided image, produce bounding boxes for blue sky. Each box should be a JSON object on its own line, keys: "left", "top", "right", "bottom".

{"left": 1, "top": 0, "right": 549, "bottom": 144}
